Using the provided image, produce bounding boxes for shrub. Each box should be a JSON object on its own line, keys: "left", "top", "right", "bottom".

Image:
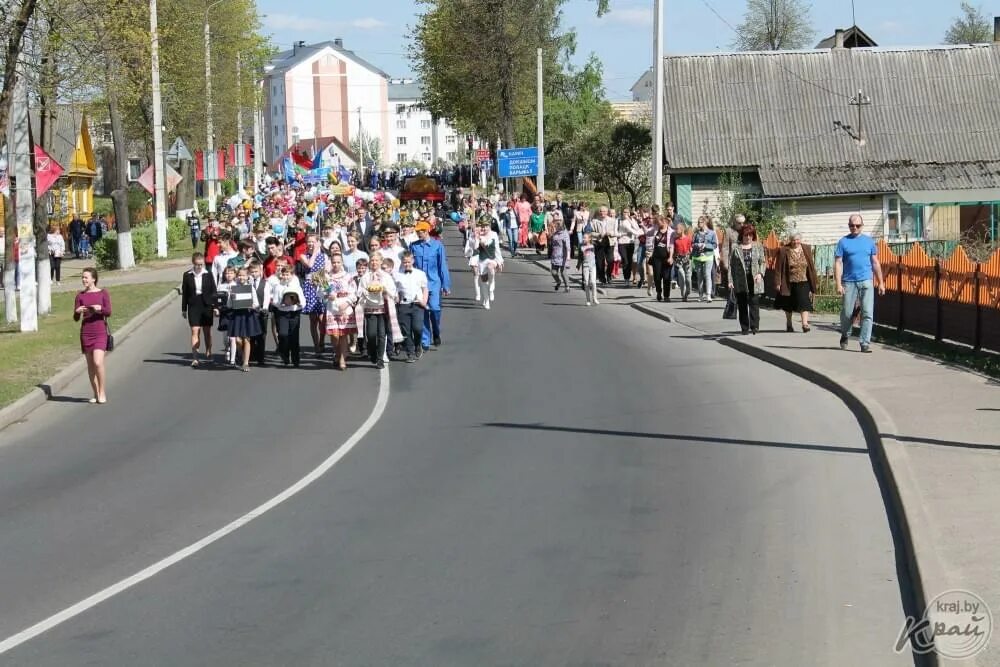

{"left": 167, "top": 217, "right": 188, "bottom": 248}
{"left": 92, "top": 225, "right": 158, "bottom": 270}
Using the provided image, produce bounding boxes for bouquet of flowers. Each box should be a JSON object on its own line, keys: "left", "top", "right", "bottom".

{"left": 310, "top": 270, "right": 334, "bottom": 297}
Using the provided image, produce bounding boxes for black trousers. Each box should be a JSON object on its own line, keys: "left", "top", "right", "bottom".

{"left": 397, "top": 303, "right": 423, "bottom": 358}
{"left": 276, "top": 310, "right": 301, "bottom": 366}
{"left": 50, "top": 256, "right": 62, "bottom": 282}
{"left": 250, "top": 313, "right": 268, "bottom": 364}
{"left": 736, "top": 292, "right": 760, "bottom": 332}
{"left": 594, "top": 240, "right": 612, "bottom": 284}
{"left": 619, "top": 242, "right": 635, "bottom": 283}
{"left": 365, "top": 312, "right": 387, "bottom": 364}
{"left": 651, "top": 252, "right": 672, "bottom": 299}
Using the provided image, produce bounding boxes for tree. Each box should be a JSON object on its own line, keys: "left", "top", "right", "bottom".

{"left": 578, "top": 121, "right": 651, "bottom": 208}
{"left": 412, "top": 0, "right": 570, "bottom": 150}
{"left": 350, "top": 135, "right": 382, "bottom": 168}
{"left": 944, "top": 2, "right": 993, "bottom": 43}
{"left": 732, "top": 0, "right": 815, "bottom": 51}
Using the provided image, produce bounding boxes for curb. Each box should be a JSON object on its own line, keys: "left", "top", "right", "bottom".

{"left": 0, "top": 290, "right": 179, "bottom": 433}
{"left": 718, "top": 337, "right": 936, "bottom": 667}
{"left": 630, "top": 302, "right": 674, "bottom": 323}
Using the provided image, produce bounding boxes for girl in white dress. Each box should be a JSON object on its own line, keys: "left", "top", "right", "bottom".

{"left": 464, "top": 217, "right": 504, "bottom": 310}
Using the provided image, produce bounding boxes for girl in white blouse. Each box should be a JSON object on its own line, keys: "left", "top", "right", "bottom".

{"left": 47, "top": 225, "right": 66, "bottom": 285}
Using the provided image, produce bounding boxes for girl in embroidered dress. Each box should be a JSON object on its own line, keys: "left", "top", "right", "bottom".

{"left": 325, "top": 253, "right": 358, "bottom": 370}
{"left": 464, "top": 217, "right": 504, "bottom": 310}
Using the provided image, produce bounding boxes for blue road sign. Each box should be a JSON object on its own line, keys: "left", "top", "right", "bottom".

{"left": 498, "top": 147, "right": 538, "bottom": 178}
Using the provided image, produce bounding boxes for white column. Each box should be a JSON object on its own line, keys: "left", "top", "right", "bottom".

{"left": 651, "top": 0, "right": 665, "bottom": 208}
{"left": 150, "top": 0, "right": 168, "bottom": 256}
{"left": 12, "top": 33, "right": 36, "bottom": 331}
{"left": 204, "top": 19, "right": 216, "bottom": 213}
{"left": 536, "top": 47, "right": 545, "bottom": 194}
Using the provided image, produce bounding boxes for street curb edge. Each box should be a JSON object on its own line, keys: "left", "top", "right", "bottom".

{"left": 630, "top": 303, "right": 674, "bottom": 323}
{"left": 717, "top": 336, "right": 936, "bottom": 667}
{"left": 0, "top": 290, "right": 179, "bottom": 434}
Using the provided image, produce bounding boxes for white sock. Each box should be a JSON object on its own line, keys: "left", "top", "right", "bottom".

{"left": 489, "top": 273, "right": 496, "bottom": 298}
{"left": 474, "top": 277, "right": 481, "bottom": 300}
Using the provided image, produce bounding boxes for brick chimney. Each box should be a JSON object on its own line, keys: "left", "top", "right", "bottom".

{"left": 334, "top": 38, "right": 344, "bottom": 48}
{"left": 834, "top": 28, "right": 846, "bottom": 49}
{"left": 994, "top": 16, "right": 1000, "bottom": 42}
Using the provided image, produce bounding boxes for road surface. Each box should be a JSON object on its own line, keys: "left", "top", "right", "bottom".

{"left": 0, "top": 234, "right": 911, "bottom": 665}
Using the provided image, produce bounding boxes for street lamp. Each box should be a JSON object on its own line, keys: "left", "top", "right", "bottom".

{"left": 204, "top": 0, "right": 225, "bottom": 213}
{"left": 150, "top": 0, "right": 168, "bottom": 256}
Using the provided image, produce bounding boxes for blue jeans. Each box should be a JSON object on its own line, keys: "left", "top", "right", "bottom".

{"left": 840, "top": 279, "right": 874, "bottom": 345}
{"left": 506, "top": 228, "right": 518, "bottom": 256}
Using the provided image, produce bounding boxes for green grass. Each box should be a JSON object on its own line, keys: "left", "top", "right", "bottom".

{"left": 872, "top": 324, "right": 1000, "bottom": 380}
{"left": 0, "top": 282, "right": 176, "bottom": 408}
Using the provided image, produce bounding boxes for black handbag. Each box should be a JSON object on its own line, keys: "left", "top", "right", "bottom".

{"left": 105, "top": 319, "right": 115, "bottom": 352}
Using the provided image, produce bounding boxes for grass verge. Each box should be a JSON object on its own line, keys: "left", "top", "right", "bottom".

{"left": 872, "top": 324, "right": 1000, "bottom": 380}
{"left": 0, "top": 282, "right": 176, "bottom": 408}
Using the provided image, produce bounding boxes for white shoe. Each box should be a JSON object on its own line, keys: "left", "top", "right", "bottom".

{"left": 585, "top": 300, "right": 591, "bottom": 306}
{"left": 706, "top": 297, "right": 713, "bottom": 303}
{"left": 593, "top": 298, "right": 600, "bottom": 305}
{"left": 484, "top": 299, "right": 491, "bottom": 310}
{"left": 382, "top": 352, "right": 390, "bottom": 363}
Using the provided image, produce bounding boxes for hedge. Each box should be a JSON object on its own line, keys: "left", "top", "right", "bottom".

{"left": 93, "top": 218, "right": 188, "bottom": 270}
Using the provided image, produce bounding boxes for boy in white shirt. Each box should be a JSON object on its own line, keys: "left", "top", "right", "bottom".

{"left": 394, "top": 251, "right": 429, "bottom": 362}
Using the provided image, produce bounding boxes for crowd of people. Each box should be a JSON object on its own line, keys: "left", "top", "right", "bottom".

{"left": 179, "top": 179, "right": 454, "bottom": 371}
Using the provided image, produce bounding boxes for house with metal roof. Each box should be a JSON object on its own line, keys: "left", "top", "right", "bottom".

{"left": 663, "top": 41, "right": 1000, "bottom": 243}
{"left": 263, "top": 39, "right": 391, "bottom": 167}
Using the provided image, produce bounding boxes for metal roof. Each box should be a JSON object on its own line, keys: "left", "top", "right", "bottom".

{"left": 388, "top": 81, "right": 424, "bottom": 101}
{"left": 268, "top": 41, "right": 390, "bottom": 79}
{"left": 662, "top": 44, "right": 1000, "bottom": 197}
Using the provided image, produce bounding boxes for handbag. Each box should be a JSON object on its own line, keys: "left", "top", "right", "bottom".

{"left": 753, "top": 274, "right": 765, "bottom": 295}
{"left": 105, "top": 319, "right": 115, "bottom": 352}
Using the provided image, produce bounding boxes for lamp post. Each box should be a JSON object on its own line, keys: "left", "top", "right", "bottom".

{"left": 204, "top": 0, "right": 225, "bottom": 213}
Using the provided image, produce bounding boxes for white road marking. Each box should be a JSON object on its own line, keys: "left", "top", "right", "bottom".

{"left": 0, "top": 367, "right": 391, "bottom": 656}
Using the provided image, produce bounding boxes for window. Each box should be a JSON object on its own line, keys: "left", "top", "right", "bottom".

{"left": 396, "top": 136, "right": 407, "bottom": 145}
{"left": 885, "top": 196, "right": 923, "bottom": 240}
{"left": 397, "top": 153, "right": 408, "bottom": 163}
{"left": 446, "top": 151, "right": 457, "bottom": 162}
{"left": 420, "top": 119, "right": 431, "bottom": 129}
{"left": 446, "top": 135, "right": 456, "bottom": 144}
{"left": 127, "top": 159, "right": 141, "bottom": 182}
{"left": 422, "top": 153, "right": 431, "bottom": 162}
{"left": 273, "top": 105, "right": 278, "bottom": 117}
{"left": 396, "top": 104, "right": 406, "bottom": 114}
{"left": 396, "top": 120, "right": 406, "bottom": 129}
{"left": 420, "top": 136, "right": 431, "bottom": 145}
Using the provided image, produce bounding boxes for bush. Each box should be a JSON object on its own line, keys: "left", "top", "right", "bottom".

{"left": 92, "top": 225, "right": 158, "bottom": 270}
{"left": 92, "top": 196, "right": 115, "bottom": 216}
{"left": 167, "top": 217, "right": 188, "bottom": 248}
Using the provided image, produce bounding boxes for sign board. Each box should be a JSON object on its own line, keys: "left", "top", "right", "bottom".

{"left": 166, "top": 137, "right": 193, "bottom": 163}
{"left": 475, "top": 149, "right": 490, "bottom": 163}
{"left": 479, "top": 159, "right": 492, "bottom": 169}
{"left": 497, "top": 147, "right": 538, "bottom": 178}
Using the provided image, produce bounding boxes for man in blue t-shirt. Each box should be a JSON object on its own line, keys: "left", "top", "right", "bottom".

{"left": 834, "top": 214, "right": 885, "bottom": 353}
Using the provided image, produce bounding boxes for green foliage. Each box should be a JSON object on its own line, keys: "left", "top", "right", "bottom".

{"left": 944, "top": 2, "right": 993, "bottom": 43}
{"left": 412, "top": 0, "right": 571, "bottom": 146}
{"left": 350, "top": 135, "right": 382, "bottom": 167}
{"left": 220, "top": 179, "right": 235, "bottom": 197}
{"left": 577, "top": 121, "right": 652, "bottom": 209}
{"left": 713, "top": 172, "right": 788, "bottom": 240}
{"left": 93, "top": 196, "right": 115, "bottom": 216}
{"left": 732, "top": 0, "right": 815, "bottom": 51}
{"left": 93, "top": 218, "right": 188, "bottom": 270}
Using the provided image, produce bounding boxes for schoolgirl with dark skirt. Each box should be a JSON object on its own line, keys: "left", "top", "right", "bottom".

{"left": 227, "top": 266, "right": 263, "bottom": 372}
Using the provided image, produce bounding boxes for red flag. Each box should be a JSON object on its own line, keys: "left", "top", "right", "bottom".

{"left": 34, "top": 145, "right": 64, "bottom": 197}
{"left": 291, "top": 148, "right": 313, "bottom": 171}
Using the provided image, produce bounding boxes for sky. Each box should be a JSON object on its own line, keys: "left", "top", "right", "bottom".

{"left": 257, "top": 0, "right": 1000, "bottom": 101}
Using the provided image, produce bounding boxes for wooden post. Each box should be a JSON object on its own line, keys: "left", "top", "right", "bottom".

{"left": 934, "top": 260, "right": 942, "bottom": 342}
{"left": 896, "top": 262, "right": 904, "bottom": 337}
{"left": 974, "top": 263, "right": 982, "bottom": 352}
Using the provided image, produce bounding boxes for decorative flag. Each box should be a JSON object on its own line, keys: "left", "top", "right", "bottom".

{"left": 34, "top": 145, "right": 64, "bottom": 197}
{"left": 137, "top": 163, "right": 183, "bottom": 195}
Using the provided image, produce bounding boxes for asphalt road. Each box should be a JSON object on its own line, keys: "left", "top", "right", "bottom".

{"left": 0, "top": 234, "right": 911, "bottom": 666}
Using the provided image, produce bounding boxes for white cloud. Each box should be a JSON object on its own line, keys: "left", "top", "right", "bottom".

{"left": 264, "top": 13, "right": 386, "bottom": 34}
{"left": 602, "top": 7, "right": 653, "bottom": 26}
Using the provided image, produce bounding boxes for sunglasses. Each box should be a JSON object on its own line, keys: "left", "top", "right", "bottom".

{"left": 848, "top": 223, "right": 862, "bottom": 228}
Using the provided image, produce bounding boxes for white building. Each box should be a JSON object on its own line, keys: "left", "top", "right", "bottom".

{"left": 387, "top": 79, "right": 462, "bottom": 168}
{"left": 263, "top": 39, "right": 391, "bottom": 167}
{"left": 630, "top": 68, "right": 654, "bottom": 103}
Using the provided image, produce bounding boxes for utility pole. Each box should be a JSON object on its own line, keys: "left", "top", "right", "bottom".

{"left": 357, "top": 106, "right": 365, "bottom": 168}
{"left": 651, "top": 0, "right": 664, "bottom": 208}
{"left": 252, "top": 79, "right": 263, "bottom": 186}
{"left": 204, "top": 0, "right": 224, "bottom": 213}
{"left": 536, "top": 47, "right": 545, "bottom": 195}
{"left": 848, "top": 89, "right": 872, "bottom": 146}
{"left": 150, "top": 0, "right": 168, "bottom": 256}
{"left": 235, "top": 55, "right": 244, "bottom": 192}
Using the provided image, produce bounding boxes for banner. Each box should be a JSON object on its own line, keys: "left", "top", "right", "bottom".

{"left": 33, "top": 145, "right": 64, "bottom": 197}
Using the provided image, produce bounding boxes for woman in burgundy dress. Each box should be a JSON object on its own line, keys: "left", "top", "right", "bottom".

{"left": 74, "top": 267, "right": 112, "bottom": 404}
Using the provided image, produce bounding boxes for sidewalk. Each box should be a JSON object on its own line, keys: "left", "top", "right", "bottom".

{"left": 624, "top": 285, "right": 1000, "bottom": 664}
{"left": 2, "top": 257, "right": 189, "bottom": 294}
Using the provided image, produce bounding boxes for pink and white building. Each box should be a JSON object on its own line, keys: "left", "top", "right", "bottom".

{"left": 262, "top": 39, "right": 391, "bottom": 167}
